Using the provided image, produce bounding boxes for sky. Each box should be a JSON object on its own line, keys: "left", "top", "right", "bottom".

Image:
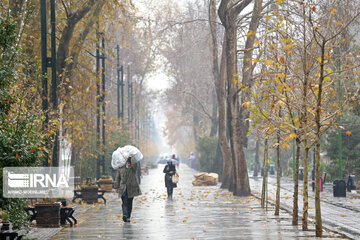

{"left": 145, "top": 72, "right": 171, "bottom": 92}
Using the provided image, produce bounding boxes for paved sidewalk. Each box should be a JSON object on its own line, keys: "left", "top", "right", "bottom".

{"left": 250, "top": 175, "right": 360, "bottom": 239}
{"left": 50, "top": 165, "right": 342, "bottom": 240}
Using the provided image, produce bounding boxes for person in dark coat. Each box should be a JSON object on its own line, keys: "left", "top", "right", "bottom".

{"left": 163, "top": 160, "right": 177, "bottom": 199}
{"left": 115, "top": 157, "right": 142, "bottom": 223}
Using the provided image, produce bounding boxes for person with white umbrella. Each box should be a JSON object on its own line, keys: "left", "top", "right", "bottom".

{"left": 163, "top": 155, "right": 177, "bottom": 200}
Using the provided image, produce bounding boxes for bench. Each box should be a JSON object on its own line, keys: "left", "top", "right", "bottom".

{"left": 0, "top": 231, "right": 23, "bottom": 240}
{"left": 25, "top": 207, "right": 77, "bottom": 227}
{"left": 60, "top": 207, "right": 77, "bottom": 227}
{"left": 72, "top": 189, "right": 107, "bottom": 204}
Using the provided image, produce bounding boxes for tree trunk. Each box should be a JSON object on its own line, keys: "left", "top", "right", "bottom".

{"left": 301, "top": 4, "right": 310, "bottom": 230}
{"left": 292, "top": 138, "right": 301, "bottom": 225}
{"left": 275, "top": 126, "right": 281, "bottom": 216}
{"left": 314, "top": 40, "right": 326, "bottom": 238}
{"left": 209, "top": 0, "right": 231, "bottom": 185}
{"left": 261, "top": 138, "right": 268, "bottom": 209}
{"left": 56, "top": 0, "right": 97, "bottom": 75}
{"left": 226, "top": 21, "right": 250, "bottom": 196}
{"left": 302, "top": 146, "right": 309, "bottom": 230}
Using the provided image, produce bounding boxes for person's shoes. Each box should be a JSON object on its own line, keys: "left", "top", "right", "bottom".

{"left": 123, "top": 216, "right": 130, "bottom": 222}
{"left": 127, "top": 218, "right": 131, "bottom": 222}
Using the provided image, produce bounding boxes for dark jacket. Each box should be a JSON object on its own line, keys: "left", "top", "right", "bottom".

{"left": 114, "top": 162, "right": 142, "bottom": 198}
{"left": 163, "top": 164, "right": 177, "bottom": 188}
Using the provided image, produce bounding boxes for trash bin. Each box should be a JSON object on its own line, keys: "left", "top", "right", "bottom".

{"left": 347, "top": 175, "right": 356, "bottom": 192}
{"left": 269, "top": 164, "right": 275, "bottom": 175}
{"left": 299, "top": 167, "right": 304, "bottom": 181}
{"left": 333, "top": 180, "right": 346, "bottom": 197}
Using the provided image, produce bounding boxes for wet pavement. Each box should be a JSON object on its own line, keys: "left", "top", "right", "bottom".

{"left": 50, "top": 165, "right": 343, "bottom": 240}
{"left": 250, "top": 175, "right": 360, "bottom": 239}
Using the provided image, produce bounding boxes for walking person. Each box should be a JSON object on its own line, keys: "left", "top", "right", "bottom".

{"left": 163, "top": 160, "right": 177, "bottom": 200}
{"left": 115, "top": 157, "right": 142, "bottom": 222}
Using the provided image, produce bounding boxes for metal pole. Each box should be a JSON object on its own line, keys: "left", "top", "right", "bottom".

{"left": 116, "top": 44, "right": 121, "bottom": 124}
{"left": 131, "top": 81, "right": 133, "bottom": 122}
{"left": 101, "top": 37, "right": 106, "bottom": 175}
{"left": 40, "top": 0, "right": 49, "bottom": 166}
{"left": 96, "top": 41, "right": 101, "bottom": 179}
{"left": 128, "top": 65, "right": 131, "bottom": 123}
{"left": 120, "top": 65, "right": 124, "bottom": 120}
{"left": 337, "top": 59, "right": 343, "bottom": 180}
{"left": 50, "top": 0, "right": 58, "bottom": 167}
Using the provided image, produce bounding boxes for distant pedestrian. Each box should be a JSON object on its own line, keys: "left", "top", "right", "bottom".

{"left": 163, "top": 160, "right": 177, "bottom": 200}
{"left": 115, "top": 157, "right": 142, "bottom": 222}
{"left": 189, "top": 152, "right": 198, "bottom": 170}
{"left": 171, "top": 154, "right": 179, "bottom": 168}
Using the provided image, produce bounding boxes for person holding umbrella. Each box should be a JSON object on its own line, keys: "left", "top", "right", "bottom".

{"left": 115, "top": 157, "right": 142, "bottom": 222}
{"left": 163, "top": 159, "right": 177, "bottom": 200}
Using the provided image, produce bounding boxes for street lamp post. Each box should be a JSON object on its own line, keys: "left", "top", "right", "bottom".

{"left": 40, "top": 0, "right": 49, "bottom": 166}
{"left": 96, "top": 40, "right": 101, "bottom": 179}
{"left": 116, "top": 45, "right": 124, "bottom": 122}
{"left": 40, "top": 0, "right": 58, "bottom": 166}
{"left": 101, "top": 37, "right": 106, "bottom": 175}
{"left": 334, "top": 47, "right": 343, "bottom": 180}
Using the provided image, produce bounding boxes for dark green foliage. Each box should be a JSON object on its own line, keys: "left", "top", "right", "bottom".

{"left": 0, "top": 15, "right": 42, "bottom": 231}
{"left": 0, "top": 17, "right": 18, "bottom": 118}
{"left": 196, "top": 136, "right": 218, "bottom": 172}
{"left": 325, "top": 115, "right": 360, "bottom": 180}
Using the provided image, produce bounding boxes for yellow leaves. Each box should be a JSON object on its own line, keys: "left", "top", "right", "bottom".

{"left": 265, "top": 60, "right": 272, "bottom": 66}
{"left": 330, "top": 8, "right": 336, "bottom": 14}
{"left": 253, "top": 59, "right": 259, "bottom": 63}
{"left": 277, "top": 72, "right": 286, "bottom": 79}
{"left": 345, "top": 131, "right": 352, "bottom": 136}
{"left": 285, "top": 44, "right": 294, "bottom": 50}
{"left": 247, "top": 30, "right": 255, "bottom": 37}
{"left": 254, "top": 40, "right": 260, "bottom": 45}
{"left": 331, "top": 91, "right": 337, "bottom": 97}
{"left": 282, "top": 142, "right": 289, "bottom": 148}
{"left": 326, "top": 68, "right": 333, "bottom": 74}
{"left": 336, "top": 21, "right": 342, "bottom": 27}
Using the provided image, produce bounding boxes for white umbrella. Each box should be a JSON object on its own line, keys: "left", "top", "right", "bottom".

{"left": 111, "top": 145, "right": 143, "bottom": 170}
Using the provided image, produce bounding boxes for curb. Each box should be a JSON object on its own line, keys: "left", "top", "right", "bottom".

{"left": 251, "top": 191, "right": 357, "bottom": 240}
